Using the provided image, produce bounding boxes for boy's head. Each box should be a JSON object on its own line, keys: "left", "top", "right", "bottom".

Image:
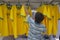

{"left": 35, "top": 12, "right": 44, "bottom": 24}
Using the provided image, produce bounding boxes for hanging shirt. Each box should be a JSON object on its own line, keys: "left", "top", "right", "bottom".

{"left": 1, "top": 4, "right": 9, "bottom": 36}
{"left": 10, "top": 5, "right": 18, "bottom": 38}
{"left": 18, "top": 5, "right": 27, "bottom": 35}
{"left": 52, "top": 5, "right": 59, "bottom": 35}
{"left": 27, "top": 15, "right": 46, "bottom": 40}
{"left": 7, "top": 8, "right": 13, "bottom": 35}
{"left": 0, "top": 5, "right": 3, "bottom": 36}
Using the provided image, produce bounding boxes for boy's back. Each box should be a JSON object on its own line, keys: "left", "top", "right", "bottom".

{"left": 27, "top": 15, "right": 46, "bottom": 40}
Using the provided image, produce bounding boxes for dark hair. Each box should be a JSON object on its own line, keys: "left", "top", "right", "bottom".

{"left": 35, "top": 12, "right": 44, "bottom": 24}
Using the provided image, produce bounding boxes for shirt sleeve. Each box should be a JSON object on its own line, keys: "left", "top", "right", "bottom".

{"left": 42, "top": 25, "right": 46, "bottom": 33}
{"left": 27, "top": 15, "right": 34, "bottom": 24}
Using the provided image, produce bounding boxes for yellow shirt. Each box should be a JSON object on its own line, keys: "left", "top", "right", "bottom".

{"left": 1, "top": 4, "right": 9, "bottom": 36}
{"left": 7, "top": 7, "right": 13, "bottom": 35}
{"left": 10, "top": 5, "right": 17, "bottom": 38}
{"left": 0, "top": 5, "right": 3, "bottom": 36}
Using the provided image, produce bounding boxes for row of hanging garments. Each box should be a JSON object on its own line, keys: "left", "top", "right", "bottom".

{"left": 0, "top": 3, "right": 60, "bottom": 38}
{"left": 0, "top": 4, "right": 32, "bottom": 38}
{"left": 37, "top": 4, "right": 60, "bottom": 36}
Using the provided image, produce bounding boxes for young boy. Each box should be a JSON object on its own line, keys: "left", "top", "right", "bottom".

{"left": 26, "top": 12, "right": 46, "bottom": 40}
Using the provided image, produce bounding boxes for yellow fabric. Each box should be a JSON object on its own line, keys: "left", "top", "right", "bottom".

{"left": 0, "top": 6, "right": 3, "bottom": 18}
{"left": 42, "top": 16, "right": 46, "bottom": 25}
{"left": 25, "top": 22, "right": 29, "bottom": 36}
{"left": 36, "top": 5, "right": 43, "bottom": 13}
{"left": 17, "top": 7, "right": 24, "bottom": 35}
{"left": 17, "top": 5, "right": 29, "bottom": 36}
{"left": 1, "top": 4, "right": 9, "bottom": 36}
{"left": 45, "top": 17, "right": 49, "bottom": 35}
{"left": 10, "top": 5, "right": 17, "bottom": 38}
{"left": 47, "top": 5, "right": 53, "bottom": 35}
{"left": 48, "top": 19, "right": 53, "bottom": 35}
{"left": 28, "top": 7, "right": 32, "bottom": 17}
{"left": 37, "top": 5, "right": 47, "bottom": 16}
{"left": 7, "top": 8, "right": 13, "bottom": 35}
{"left": 17, "top": 9, "right": 26, "bottom": 35}
{"left": 52, "top": 5, "right": 58, "bottom": 35}
{"left": 47, "top": 5, "right": 52, "bottom": 19}
{"left": 18, "top": 16, "right": 26, "bottom": 35}
{"left": 0, "top": 5, "right": 3, "bottom": 36}
{"left": 23, "top": 17, "right": 29, "bottom": 36}
{"left": 10, "top": 6, "right": 14, "bottom": 21}
{"left": 42, "top": 5, "right": 48, "bottom": 16}
{"left": 20, "top": 5, "right": 26, "bottom": 16}
{"left": 17, "top": 9, "right": 21, "bottom": 35}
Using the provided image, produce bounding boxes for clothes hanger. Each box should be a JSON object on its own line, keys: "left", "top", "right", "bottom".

{"left": 6, "top": 1, "right": 12, "bottom": 10}
{"left": 16, "top": 0, "right": 22, "bottom": 9}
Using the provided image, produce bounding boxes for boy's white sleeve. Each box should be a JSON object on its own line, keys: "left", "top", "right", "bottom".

{"left": 42, "top": 25, "right": 46, "bottom": 33}
{"left": 27, "top": 15, "right": 34, "bottom": 24}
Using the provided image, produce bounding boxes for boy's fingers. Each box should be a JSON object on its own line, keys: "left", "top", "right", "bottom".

{"left": 25, "top": 8, "right": 29, "bottom": 15}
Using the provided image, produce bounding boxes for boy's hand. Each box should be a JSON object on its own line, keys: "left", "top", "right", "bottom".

{"left": 25, "top": 6, "right": 29, "bottom": 16}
